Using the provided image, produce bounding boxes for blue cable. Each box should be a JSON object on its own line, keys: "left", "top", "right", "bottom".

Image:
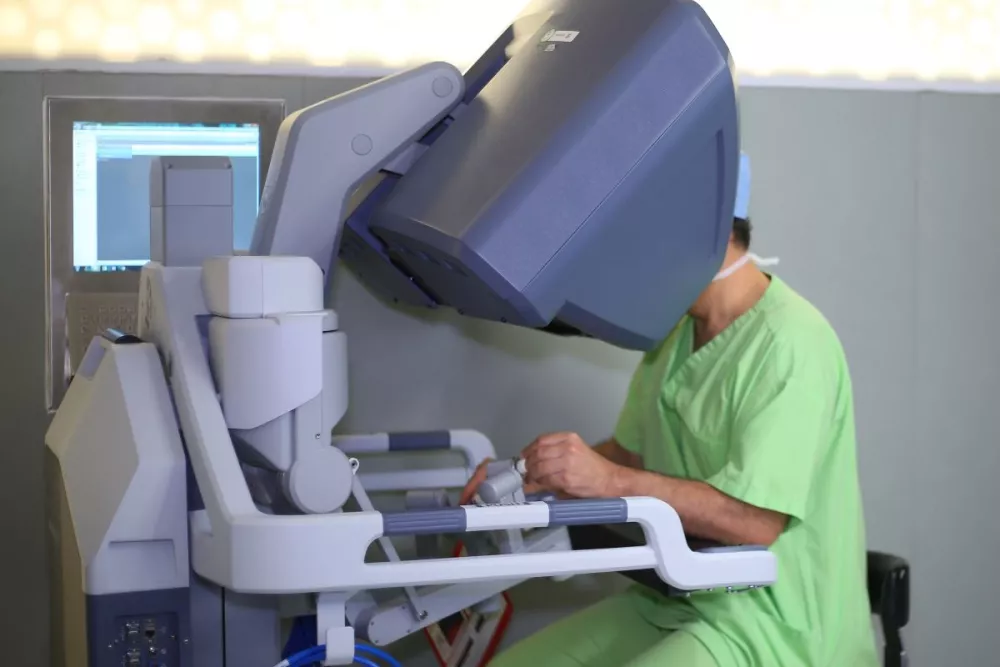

{"left": 284, "top": 642, "right": 403, "bottom": 667}
{"left": 355, "top": 644, "right": 403, "bottom": 667}
{"left": 286, "top": 646, "right": 324, "bottom": 667}
{"left": 284, "top": 645, "right": 321, "bottom": 666}
{"left": 290, "top": 645, "right": 331, "bottom": 667}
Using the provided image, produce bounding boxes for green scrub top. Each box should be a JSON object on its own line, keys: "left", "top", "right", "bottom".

{"left": 614, "top": 275, "right": 878, "bottom": 667}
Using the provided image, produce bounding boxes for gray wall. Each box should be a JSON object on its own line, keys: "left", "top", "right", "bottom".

{"left": 0, "top": 71, "right": 995, "bottom": 666}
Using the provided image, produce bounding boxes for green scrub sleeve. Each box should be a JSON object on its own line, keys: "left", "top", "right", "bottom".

{"left": 705, "top": 373, "right": 833, "bottom": 523}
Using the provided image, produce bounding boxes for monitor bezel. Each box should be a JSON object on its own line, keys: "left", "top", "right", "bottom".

{"left": 44, "top": 95, "right": 286, "bottom": 411}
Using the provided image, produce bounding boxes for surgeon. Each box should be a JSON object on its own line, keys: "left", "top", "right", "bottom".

{"left": 461, "top": 154, "right": 879, "bottom": 667}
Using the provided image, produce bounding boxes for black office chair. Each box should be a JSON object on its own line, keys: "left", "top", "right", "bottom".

{"left": 867, "top": 551, "right": 910, "bottom": 667}
{"left": 568, "top": 525, "right": 910, "bottom": 666}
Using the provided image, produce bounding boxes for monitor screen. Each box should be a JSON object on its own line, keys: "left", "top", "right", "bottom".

{"left": 71, "top": 121, "right": 261, "bottom": 272}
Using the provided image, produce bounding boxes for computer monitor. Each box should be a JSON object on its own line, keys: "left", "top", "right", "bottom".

{"left": 72, "top": 121, "right": 262, "bottom": 272}
{"left": 45, "top": 96, "right": 286, "bottom": 411}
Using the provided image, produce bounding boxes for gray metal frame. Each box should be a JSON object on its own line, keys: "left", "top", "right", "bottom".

{"left": 43, "top": 95, "right": 285, "bottom": 411}
{"left": 249, "top": 62, "right": 464, "bottom": 281}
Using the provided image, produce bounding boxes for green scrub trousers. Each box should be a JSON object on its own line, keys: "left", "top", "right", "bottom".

{"left": 490, "top": 276, "right": 879, "bottom": 667}
{"left": 490, "top": 587, "right": 717, "bottom": 667}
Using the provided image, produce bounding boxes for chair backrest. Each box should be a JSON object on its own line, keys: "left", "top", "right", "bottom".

{"left": 867, "top": 551, "right": 911, "bottom": 667}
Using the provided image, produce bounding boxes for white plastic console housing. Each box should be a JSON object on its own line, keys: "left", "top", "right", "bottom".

{"left": 203, "top": 255, "right": 324, "bottom": 319}
{"left": 203, "top": 255, "right": 353, "bottom": 515}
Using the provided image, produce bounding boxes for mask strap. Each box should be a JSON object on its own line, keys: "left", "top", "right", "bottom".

{"left": 748, "top": 252, "right": 780, "bottom": 269}
{"left": 713, "top": 253, "right": 780, "bottom": 282}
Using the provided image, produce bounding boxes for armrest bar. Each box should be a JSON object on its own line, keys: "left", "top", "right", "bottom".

{"left": 335, "top": 431, "right": 451, "bottom": 453}
{"left": 334, "top": 430, "right": 496, "bottom": 466}
{"left": 546, "top": 498, "right": 627, "bottom": 526}
{"left": 383, "top": 507, "right": 467, "bottom": 536}
{"left": 381, "top": 499, "right": 629, "bottom": 536}
{"left": 568, "top": 523, "right": 768, "bottom": 597}
{"left": 375, "top": 497, "right": 776, "bottom": 592}
{"left": 568, "top": 524, "right": 677, "bottom": 596}
{"left": 388, "top": 431, "right": 452, "bottom": 451}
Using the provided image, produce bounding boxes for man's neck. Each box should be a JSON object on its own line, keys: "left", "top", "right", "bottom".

{"left": 689, "top": 263, "right": 771, "bottom": 350}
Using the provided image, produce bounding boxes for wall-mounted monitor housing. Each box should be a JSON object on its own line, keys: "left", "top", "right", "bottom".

{"left": 45, "top": 96, "right": 285, "bottom": 411}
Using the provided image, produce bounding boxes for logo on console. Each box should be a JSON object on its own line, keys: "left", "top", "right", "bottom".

{"left": 539, "top": 28, "right": 579, "bottom": 52}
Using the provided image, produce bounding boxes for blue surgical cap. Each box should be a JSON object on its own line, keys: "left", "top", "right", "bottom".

{"left": 734, "top": 152, "right": 751, "bottom": 220}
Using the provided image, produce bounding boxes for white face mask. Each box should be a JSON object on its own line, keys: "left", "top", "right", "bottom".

{"left": 712, "top": 252, "right": 780, "bottom": 282}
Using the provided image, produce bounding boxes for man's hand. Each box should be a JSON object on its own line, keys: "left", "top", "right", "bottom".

{"left": 459, "top": 459, "right": 492, "bottom": 505}
{"left": 522, "top": 432, "right": 623, "bottom": 499}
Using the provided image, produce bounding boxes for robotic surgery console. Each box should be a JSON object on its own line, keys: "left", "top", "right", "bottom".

{"left": 253, "top": 0, "right": 742, "bottom": 352}
{"left": 45, "top": 2, "right": 772, "bottom": 666}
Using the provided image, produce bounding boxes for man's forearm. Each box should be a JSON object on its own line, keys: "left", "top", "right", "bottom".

{"left": 609, "top": 466, "right": 786, "bottom": 547}
{"left": 593, "top": 439, "right": 643, "bottom": 469}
